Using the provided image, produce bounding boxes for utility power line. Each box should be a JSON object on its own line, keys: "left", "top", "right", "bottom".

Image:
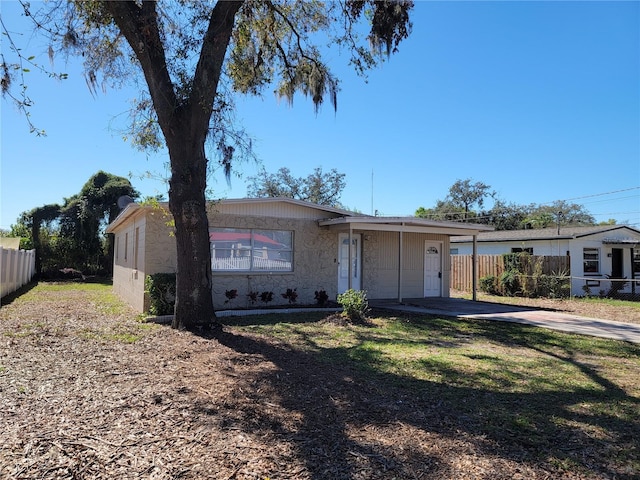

{"left": 540, "top": 186, "right": 640, "bottom": 205}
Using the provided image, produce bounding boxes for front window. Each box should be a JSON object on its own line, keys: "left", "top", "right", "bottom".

{"left": 583, "top": 247, "right": 599, "bottom": 274}
{"left": 634, "top": 249, "right": 640, "bottom": 278}
{"left": 210, "top": 228, "right": 293, "bottom": 272}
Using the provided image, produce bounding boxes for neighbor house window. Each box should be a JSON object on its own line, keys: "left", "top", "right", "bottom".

{"left": 512, "top": 247, "right": 533, "bottom": 254}
{"left": 634, "top": 249, "right": 640, "bottom": 278}
{"left": 583, "top": 247, "right": 600, "bottom": 274}
{"left": 210, "top": 228, "right": 293, "bottom": 272}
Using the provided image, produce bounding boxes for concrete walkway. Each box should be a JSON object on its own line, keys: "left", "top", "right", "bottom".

{"left": 370, "top": 298, "right": 640, "bottom": 344}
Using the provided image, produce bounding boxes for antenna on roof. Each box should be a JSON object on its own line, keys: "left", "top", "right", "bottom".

{"left": 371, "top": 169, "right": 374, "bottom": 216}
{"left": 117, "top": 195, "right": 134, "bottom": 210}
{"left": 556, "top": 211, "right": 563, "bottom": 235}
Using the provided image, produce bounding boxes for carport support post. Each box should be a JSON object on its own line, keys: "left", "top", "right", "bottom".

{"left": 398, "top": 226, "right": 404, "bottom": 303}
{"left": 631, "top": 247, "right": 636, "bottom": 296}
{"left": 472, "top": 234, "right": 478, "bottom": 301}
{"left": 348, "top": 228, "right": 353, "bottom": 291}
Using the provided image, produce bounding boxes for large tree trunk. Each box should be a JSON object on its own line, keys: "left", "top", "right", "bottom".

{"left": 104, "top": 0, "right": 243, "bottom": 331}
{"left": 167, "top": 127, "right": 219, "bottom": 332}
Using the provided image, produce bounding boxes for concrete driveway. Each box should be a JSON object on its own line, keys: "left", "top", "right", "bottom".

{"left": 370, "top": 297, "right": 640, "bottom": 344}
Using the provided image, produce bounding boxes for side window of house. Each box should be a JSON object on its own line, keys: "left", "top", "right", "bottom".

{"left": 134, "top": 227, "right": 140, "bottom": 270}
{"left": 511, "top": 247, "right": 533, "bottom": 254}
{"left": 210, "top": 228, "right": 293, "bottom": 272}
{"left": 583, "top": 247, "right": 599, "bottom": 274}
{"left": 634, "top": 250, "right": 640, "bottom": 278}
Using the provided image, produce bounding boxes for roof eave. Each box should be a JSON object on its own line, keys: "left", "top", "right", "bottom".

{"left": 319, "top": 216, "right": 493, "bottom": 235}
{"left": 105, "top": 203, "right": 142, "bottom": 233}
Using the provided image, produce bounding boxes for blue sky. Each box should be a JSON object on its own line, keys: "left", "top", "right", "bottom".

{"left": 1, "top": 1, "right": 639, "bottom": 231}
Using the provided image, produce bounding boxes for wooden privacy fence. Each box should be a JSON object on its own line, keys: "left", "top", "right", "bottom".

{"left": 0, "top": 247, "right": 36, "bottom": 300}
{"left": 450, "top": 254, "right": 570, "bottom": 292}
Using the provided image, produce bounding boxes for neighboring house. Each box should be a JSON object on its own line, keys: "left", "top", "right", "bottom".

{"left": 105, "top": 198, "right": 493, "bottom": 312}
{"left": 451, "top": 225, "right": 640, "bottom": 296}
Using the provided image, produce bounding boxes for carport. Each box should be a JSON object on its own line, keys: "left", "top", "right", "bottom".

{"left": 318, "top": 216, "right": 493, "bottom": 302}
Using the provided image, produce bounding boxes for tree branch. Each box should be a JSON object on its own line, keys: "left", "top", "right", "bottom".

{"left": 266, "top": 1, "right": 322, "bottom": 70}
{"left": 103, "top": 1, "right": 177, "bottom": 136}
{"left": 190, "top": 1, "right": 243, "bottom": 133}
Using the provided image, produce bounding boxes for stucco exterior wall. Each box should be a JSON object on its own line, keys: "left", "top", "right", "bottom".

{"left": 111, "top": 212, "right": 147, "bottom": 312}
{"left": 208, "top": 212, "right": 338, "bottom": 309}
{"left": 110, "top": 207, "right": 177, "bottom": 312}
{"left": 143, "top": 210, "right": 177, "bottom": 276}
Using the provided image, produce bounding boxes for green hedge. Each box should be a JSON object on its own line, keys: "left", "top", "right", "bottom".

{"left": 145, "top": 273, "right": 176, "bottom": 315}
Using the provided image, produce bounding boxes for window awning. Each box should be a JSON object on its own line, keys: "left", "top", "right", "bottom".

{"left": 602, "top": 238, "right": 640, "bottom": 246}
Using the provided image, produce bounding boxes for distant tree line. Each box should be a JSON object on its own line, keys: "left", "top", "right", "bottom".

{"left": 415, "top": 178, "right": 612, "bottom": 230}
{"left": 2, "top": 171, "right": 138, "bottom": 278}
{"left": 246, "top": 167, "right": 346, "bottom": 208}
{"left": 247, "top": 172, "right": 608, "bottom": 230}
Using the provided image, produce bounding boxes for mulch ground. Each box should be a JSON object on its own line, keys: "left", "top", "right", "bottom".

{"left": 0, "top": 285, "right": 634, "bottom": 479}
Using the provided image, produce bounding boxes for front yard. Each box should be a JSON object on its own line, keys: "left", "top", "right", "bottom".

{"left": 1, "top": 282, "right": 638, "bottom": 479}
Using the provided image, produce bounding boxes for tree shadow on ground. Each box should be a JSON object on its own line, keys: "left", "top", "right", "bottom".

{"left": 0, "top": 281, "right": 39, "bottom": 306}
{"left": 205, "top": 316, "right": 640, "bottom": 479}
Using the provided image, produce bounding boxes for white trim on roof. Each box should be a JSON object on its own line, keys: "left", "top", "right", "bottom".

{"left": 216, "top": 197, "right": 359, "bottom": 217}
{"left": 318, "top": 216, "right": 493, "bottom": 236}
{"left": 451, "top": 225, "right": 640, "bottom": 243}
{"left": 105, "top": 203, "right": 142, "bottom": 233}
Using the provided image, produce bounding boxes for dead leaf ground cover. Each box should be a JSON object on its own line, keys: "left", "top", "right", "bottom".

{"left": 1, "top": 282, "right": 639, "bottom": 479}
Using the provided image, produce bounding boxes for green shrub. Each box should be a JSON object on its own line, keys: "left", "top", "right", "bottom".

{"left": 337, "top": 289, "right": 370, "bottom": 321}
{"left": 145, "top": 273, "right": 176, "bottom": 315}
{"left": 479, "top": 275, "right": 499, "bottom": 295}
{"left": 536, "top": 270, "right": 570, "bottom": 298}
{"left": 499, "top": 269, "right": 520, "bottom": 296}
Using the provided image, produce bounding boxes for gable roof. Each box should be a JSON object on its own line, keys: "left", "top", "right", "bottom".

{"left": 451, "top": 225, "right": 640, "bottom": 243}
{"left": 106, "top": 197, "right": 361, "bottom": 234}
{"left": 213, "top": 197, "right": 360, "bottom": 217}
{"left": 106, "top": 198, "right": 495, "bottom": 237}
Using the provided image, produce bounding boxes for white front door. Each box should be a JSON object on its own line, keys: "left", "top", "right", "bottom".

{"left": 424, "top": 242, "right": 442, "bottom": 297}
{"left": 338, "top": 233, "right": 361, "bottom": 293}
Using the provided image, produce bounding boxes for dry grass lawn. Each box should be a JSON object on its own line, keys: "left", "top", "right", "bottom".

{"left": 1, "top": 282, "right": 639, "bottom": 479}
